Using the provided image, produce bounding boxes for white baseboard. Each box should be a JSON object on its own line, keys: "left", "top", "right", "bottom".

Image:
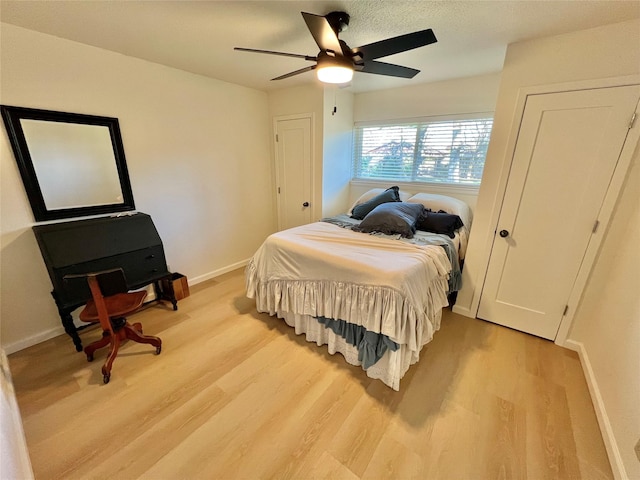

{"left": 2, "top": 326, "right": 65, "bottom": 355}
{"left": 563, "top": 339, "right": 627, "bottom": 480}
{"left": 451, "top": 304, "right": 475, "bottom": 318}
{"left": 3, "top": 259, "right": 251, "bottom": 355}
{"left": 188, "top": 258, "right": 250, "bottom": 286}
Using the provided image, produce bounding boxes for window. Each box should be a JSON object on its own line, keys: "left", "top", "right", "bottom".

{"left": 353, "top": 116, "right": 493, "bottom": 186}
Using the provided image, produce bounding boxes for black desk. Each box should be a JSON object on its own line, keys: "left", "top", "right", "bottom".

{"left": 33, "top": 213, "right": 176, "bottom": 351}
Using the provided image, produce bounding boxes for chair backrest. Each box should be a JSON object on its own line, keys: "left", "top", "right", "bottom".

{"left": 86, "top": 275, "right": 113, "bottom": 334}
{"left": 93, "top": 268, "right": 129, "bottom": 297}
{"left": 64, "top": 268, "right": 128, "bottom": 296}
{"left": 63, "top": 268, "right": 130, "bottom": 333}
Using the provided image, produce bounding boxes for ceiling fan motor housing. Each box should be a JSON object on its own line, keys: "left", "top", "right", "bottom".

{"left": 325, "top": 11, "right": 350, "bottom": 34}
{"left": 317, "top": 50, "right": 352, "bottom": 68}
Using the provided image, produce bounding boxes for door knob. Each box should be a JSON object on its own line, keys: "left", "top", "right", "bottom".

{"left": 499, "top": 229, "right": 509, "bottom": 238}
{"left": 302, "top": 202, "right": 309, "bottom": 207}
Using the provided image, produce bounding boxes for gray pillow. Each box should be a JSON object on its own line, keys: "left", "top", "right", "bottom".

{"left": 416, "top": 210, "right": 464, "bottom": 238}
{"left": 350, "top": 186, "right": 400, "bottom": 220}
{"left": 352, "top": 202, "right": 425, "bottom": 238}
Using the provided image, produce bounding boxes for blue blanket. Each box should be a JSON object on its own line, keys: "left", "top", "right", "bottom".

{"left": 314, "top": 316, "right": 399, "bottom": 370}
{"left": 313, "top": 214, "right": 463, "bottom": 368}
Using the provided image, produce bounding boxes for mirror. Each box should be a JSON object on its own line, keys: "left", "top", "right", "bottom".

{"left": 1, "top": 105, "right": 135, "bottom": 222}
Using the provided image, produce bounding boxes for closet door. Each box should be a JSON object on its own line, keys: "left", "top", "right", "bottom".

{"left": 274, "top": 115, "right": 312, "bottom": 230}
{"left": 478, "top": 85, "right": 640, "bottom": 340}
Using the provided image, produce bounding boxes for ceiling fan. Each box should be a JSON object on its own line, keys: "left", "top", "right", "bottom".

{"left": 234, "top": 11, "right": 437, "bottom": 84}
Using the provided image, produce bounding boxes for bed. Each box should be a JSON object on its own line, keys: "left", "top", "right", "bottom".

{"left": 246, "top": 188, "right": 472, "bottom": 390}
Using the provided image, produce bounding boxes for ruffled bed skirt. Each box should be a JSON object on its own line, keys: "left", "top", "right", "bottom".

{"left": 276, "top": 309, "right": 443, "bottom": 391}
{"left": 246, "top": 261, "right": 449, "bottom": 352}
{"left": 246, "top": 255, "right": 450, "bottom": 390}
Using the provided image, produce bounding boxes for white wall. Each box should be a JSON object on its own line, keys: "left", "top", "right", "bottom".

{"left": 322, "top": 87, "right": 353, "bottom": 217}
{"left": 0, "top": 24, "right": 274, "bottom": 352}
{"left": 570, "top": 152, "right": 640, "bottom": 480}
{"left": 267, "top": 74, "right": 501, "bottom": 220}
{"left": 354, "top": 73, "right": 501, "bottom": 122}
{"left": 267, "top": 84, "right": 355, "bottom": 219}
{"left": 350, "top": 73, "right": 501, "bottom": 212}
{"left": 453, "top": 19, "right": 640, "bottom": 480}
{"left": 268, "top": 84, "right": 324, "bottom": 222}
{"left": 0, "top": 348, "right": 33, "bottom": 479}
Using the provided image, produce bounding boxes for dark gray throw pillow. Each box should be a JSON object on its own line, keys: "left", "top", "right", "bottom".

{"left": 416, "top": 210, "right": 464, "bottom": 238}
{"left": 350, "top": 186, "right": 400, "bottom": 220}
{"left": 352, "top": 202, "right": 424, "bottom": 238}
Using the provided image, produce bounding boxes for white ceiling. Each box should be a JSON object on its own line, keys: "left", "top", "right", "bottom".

{"left": 1, "top": 1, "right": 639, "bottom": 93}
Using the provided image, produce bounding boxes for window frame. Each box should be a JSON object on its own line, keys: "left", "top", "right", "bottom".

{"left": 352, "top": 112, "right": 494, "bottom": 190}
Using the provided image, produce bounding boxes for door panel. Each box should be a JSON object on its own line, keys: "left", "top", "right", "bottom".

{"left": 275, "top": 116, "right": 312, "bottom": 230}
{"left": 478, "top": 85, "right": 640, "bottom": 339}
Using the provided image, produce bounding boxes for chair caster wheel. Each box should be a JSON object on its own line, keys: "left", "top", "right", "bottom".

{"left": 103, "top": 374, "right": 110, "bottom": 384}
{"left": 86, "top": 354, "right": 94, "bottom": 362}
{"left": 156, "top": 345, "right": 162, "bottom": 355}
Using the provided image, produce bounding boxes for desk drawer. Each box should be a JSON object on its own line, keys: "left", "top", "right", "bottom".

{"left": 123, "top": 246, "right": 168, "bottom": 287}
{"left": 54, "top": 246, "right": 168, "bottom": 307}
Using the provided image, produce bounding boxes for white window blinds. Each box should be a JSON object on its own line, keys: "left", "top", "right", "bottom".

{"left": 353, "top": 117, "right": 493, "bottom": 186}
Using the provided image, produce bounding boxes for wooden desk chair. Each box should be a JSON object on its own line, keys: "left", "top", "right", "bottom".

{"left": 65, "top": 268, "right": 162, "bottom": 384}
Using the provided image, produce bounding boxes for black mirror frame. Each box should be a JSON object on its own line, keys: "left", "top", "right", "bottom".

{"left": 1, "top": 105, "right": 135, "bottom": 222}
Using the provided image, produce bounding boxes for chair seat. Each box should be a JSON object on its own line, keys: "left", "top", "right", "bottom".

{"left": 64, "top": 269, "right": 161, "bottom": 384}
{"left": 79, "top": 290, "right": 147, "bottom": 322}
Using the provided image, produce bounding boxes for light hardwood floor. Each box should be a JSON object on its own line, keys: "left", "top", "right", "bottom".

{"left": 9, "top": 268, "right": 612, "bottom": 479}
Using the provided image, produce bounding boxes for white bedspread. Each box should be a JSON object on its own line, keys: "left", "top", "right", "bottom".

{"left": 246, "top": 222, "right": 451, "bottom": 353}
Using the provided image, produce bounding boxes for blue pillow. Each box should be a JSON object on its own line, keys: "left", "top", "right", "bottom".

{"left": 350, "top": 186, "right": 400, "bottom": 220}
{"left": 352, "top": 202, "right": 424, "bottom": 238}
{"left": 416, "top": 210, "right": 464, "bottom": 238}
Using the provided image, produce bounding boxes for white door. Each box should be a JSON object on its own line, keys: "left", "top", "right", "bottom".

{"left": 274, "top": 115, "right": 312, "bottom": 230}
{"left": 478, "top": 85, "right": 640, "bottom": 340}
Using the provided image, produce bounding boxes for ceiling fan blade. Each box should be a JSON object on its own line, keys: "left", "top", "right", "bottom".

{"left": 234, "top": 47, "right": 316, "bottom": 61}
{"left": 272, "top": 65, "right": 316, "bottom": 81}
{"left": 352, "top": 29, "right": 437, "bottom": 61}
{"left": 301, "top": 12, "right": 343, "bottom": 55}
{"left": 359, "top": 60, "right": 420, "bottom": 79}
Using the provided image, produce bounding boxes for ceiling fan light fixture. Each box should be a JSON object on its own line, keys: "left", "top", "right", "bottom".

{"left": 316, "top": 53, "right": 353, "bottom": 84}
{"left": 316, "top": 64, "right": 353, "bottom": 84}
